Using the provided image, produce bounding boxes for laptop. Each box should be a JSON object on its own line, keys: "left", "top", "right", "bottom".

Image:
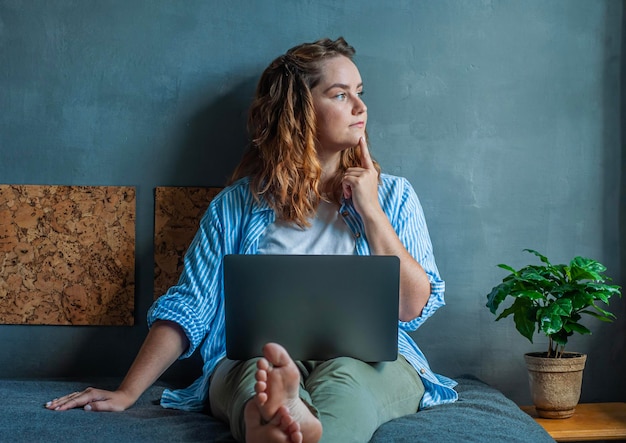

{"left": 223, "top": 254, "right": 400, "bottom": 362}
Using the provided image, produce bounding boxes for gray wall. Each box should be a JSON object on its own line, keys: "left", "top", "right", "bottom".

{"left": 0, "top": 0, "right": 623, "bottom": 405}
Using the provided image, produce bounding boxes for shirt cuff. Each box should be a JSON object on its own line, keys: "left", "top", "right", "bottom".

{"left": 147, "top": 297, "right": 204, "bottom": 359}
{"left": 398, "top": 279, "right": 445, "bottom": 331}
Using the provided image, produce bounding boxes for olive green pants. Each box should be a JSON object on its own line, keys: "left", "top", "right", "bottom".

{"left": 208, "top": 355, "right": 425, "bottom": 443}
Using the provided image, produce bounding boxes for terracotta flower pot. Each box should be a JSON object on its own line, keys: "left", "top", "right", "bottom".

{"left": 524, "top": 352, "right": 587, "bottom": 419}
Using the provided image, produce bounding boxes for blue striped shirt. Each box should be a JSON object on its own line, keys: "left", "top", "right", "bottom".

{"left": 147, "top": 173, "right": 458, "bottom": 411}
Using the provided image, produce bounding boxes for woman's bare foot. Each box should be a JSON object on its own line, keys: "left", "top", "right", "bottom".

{"left": 244, "top": 401, "right": 302, "bottom": 443}
{"left": 252, "top": 343, "right": 322, "bottom": 443}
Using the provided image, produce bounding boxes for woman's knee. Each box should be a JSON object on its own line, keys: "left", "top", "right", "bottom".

{"left": 208, "top": 358, "right": 258, "bottom": 420}
{"left": 306, "top": 356, "right": 424, "bottom": 414}
{"left": 305, "top": 357, "right": 377, "bottom": 393}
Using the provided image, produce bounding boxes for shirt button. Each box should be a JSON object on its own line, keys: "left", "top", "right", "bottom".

{"left": 420, "top": 368, "right": 426, "bottom": 374}
{"left": 354, "top": 232, "right": 361, "bottom": 238}
{"left": 341, "top": 211, "right": 349, "bottom": 217}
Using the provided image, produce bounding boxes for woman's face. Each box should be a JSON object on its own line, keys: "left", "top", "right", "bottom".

{"left": 311, "top": 55, "right": 367, "bottom": 161}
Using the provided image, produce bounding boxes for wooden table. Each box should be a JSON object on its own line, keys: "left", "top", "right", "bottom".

{"left": 520, "top": 403, "right": 626, "bottom": 441}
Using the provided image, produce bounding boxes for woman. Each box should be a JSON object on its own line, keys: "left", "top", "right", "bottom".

{"left": 46, "top": 37, "right": 458, "bottom": 443}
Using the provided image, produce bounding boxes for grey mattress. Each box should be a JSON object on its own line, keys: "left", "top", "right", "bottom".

{"left": 1, "top": 375, "right": 554, "bottom": 442}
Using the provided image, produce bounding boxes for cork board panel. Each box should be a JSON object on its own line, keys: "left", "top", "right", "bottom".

{"left": 0, "top": 185, "right": 135, "bottom": 325}
{"left": 154, "top": 187, "right": 222, "bottom": 299}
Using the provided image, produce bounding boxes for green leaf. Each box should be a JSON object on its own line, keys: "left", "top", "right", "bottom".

{"left": 516, "top": 290, "right": 545, "bottom": 300}
{"left": 550, "top": 329, "right": 572, "bottom": 346}
{"left": 590, "top": 303, "right": 616, "bottom": 319}
{"left": 593, "top": 291, "right": 611, "bottom": 304}
{"left": 553, "top": 298, "right": 573, "bottom": 314}
{"left": 510, "top": 298, "right": 536, "bottom": 343}
{"left": 569, "top": 257, "right": 607, "bottom": 282}
{"left": 563, "top": 322, "right": 591, "bottom": 335}
{"left": 578, "top": 309, "right": 606, "bottom": 320}
{"left": 497, "top": 264, "right": 518, "bottom": 274}
{"left": 486, "top": 283, "right": 511, "bottom": 314}
{"left": 524, "top": 249, "right": 551, "bottom": 265}
{"left": 567, "top": 291, "right": 594, "bottom": 311}
{"left": 540, "top": 314, "right": 563, "bottom": 336}
{"left": 495, "top": 304, "right": 516, "bottom": 321}
{"left": 538, "top": 299, "right": 572, "bottom": 335}
{"left": 519, "top": 269, "right": 550, "bottom": 283}
{"left": 551, "top": 263, "right": 570, "bottom": 280}
{"left": 587, "top": 284, "right": 622, "bottom": 304}
{"left": 599, "top": 284, "right": 621, "bottom": 296}
{"left": 571, "top": 256, "right": 606, "bottom": 274}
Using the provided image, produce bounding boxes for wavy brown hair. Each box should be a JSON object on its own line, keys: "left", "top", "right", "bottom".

{"left": 230, "top": 37, "right": 381, "bottom": 227}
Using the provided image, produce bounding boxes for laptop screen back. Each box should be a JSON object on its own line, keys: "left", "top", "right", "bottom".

{"left": 223, "top": 254, "right": 400, "bottom": 362}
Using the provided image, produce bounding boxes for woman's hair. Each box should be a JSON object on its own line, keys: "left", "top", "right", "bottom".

{"left": 229, "top": 36, "right": 381, "bottom": 227}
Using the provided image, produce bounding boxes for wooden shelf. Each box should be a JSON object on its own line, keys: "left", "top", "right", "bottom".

{"left": 520, "top": 403, "right": 626, "bottom": 442}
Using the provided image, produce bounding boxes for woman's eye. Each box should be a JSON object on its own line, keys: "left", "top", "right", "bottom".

{"left": 334, "top": 93, "right": 347, "bottom": 100}
{"left": 357, "top": 90, "right": 364, "bottom": 98}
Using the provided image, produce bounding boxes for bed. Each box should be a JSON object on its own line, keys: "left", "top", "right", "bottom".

{"left": 2, "top": 375, "right": 554, "bottom": 442}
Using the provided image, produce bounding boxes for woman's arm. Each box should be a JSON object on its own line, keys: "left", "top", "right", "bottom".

{"left": 342, "top": 138, "right": 431, "bottom": 322}
{"left": 358, "top": 209, "right": 431, "bottom": 322}
{"left": 45, "top": 320, "right": 188, "bottom": 412}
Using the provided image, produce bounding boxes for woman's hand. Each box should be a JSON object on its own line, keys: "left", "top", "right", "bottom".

{"left": 45, "top": 320, "right": 188, "bottom": 413}
{"left": 342, "top": 137, "right": 382, "bottom": 219}
{"left": 45, "top": 387, "right": 136, "bottom": 412}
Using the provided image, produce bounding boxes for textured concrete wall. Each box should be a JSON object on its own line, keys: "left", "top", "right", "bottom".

{"left": 0, "top": 0, "right": 623, "bottom": 405}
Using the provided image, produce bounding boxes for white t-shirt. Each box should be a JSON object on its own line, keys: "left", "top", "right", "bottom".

{"left": 257, "top": 200, "right": 355, "bottom": 255}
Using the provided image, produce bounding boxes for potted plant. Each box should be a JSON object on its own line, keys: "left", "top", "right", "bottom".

{"left": 486, "top": 249, "right": 621, "bottom": 419}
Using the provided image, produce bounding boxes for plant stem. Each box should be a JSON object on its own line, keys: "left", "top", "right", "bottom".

{"left": 548, "top": 337, "right": 553, "bottom": 358}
